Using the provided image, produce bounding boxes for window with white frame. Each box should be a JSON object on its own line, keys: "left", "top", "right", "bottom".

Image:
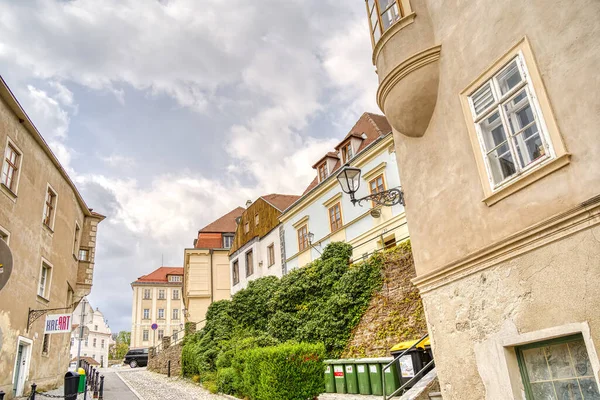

{"left": 143, "top": 309, "right": 150, "bottom": 319}
{"left": 223, "top": 235, "right": 234, "bottom": 249}
{"left": 168, "top": 275, "right": 182, "bottom": 283}
{"left": 158, "top": 329, "right": 164, "bottom": 340}
{"left": 158, "top": 289, "right": 165, "bottom": 299}
{"left": 1, "top": 142, "right": 21, "bottom": 193}
{"left": 172, "top": 309, "right": 179, "bottom": 320}
{"left": 468, "top": 55, "right": 553, "bottom": 188}
{"left": 43, "top": 185, "right": 57, "bottom": 229}
{"left": 172, "top": 289, "right": 180, "bottom": 300}
{"left": 38, "top": 261, "right": 52, "bottom": 299}
{"left": 79, "top": 248, "right": 90, "bottom": 262}
{"left": 93, "top": 338, "right": 97, "bottom": 347}
{"left": 143, "top": 289, "right": 152, "bottom": 299}
{"left": 232, "top": 260, "right": 239, "bottom": 285}
{"left": 142, "top": 330, "right": 149, "bottom": 341}
{"left": 101, "top": 339, "right": 105, "bottom": 349}
{"left": 158, "top": 309, "right": 165, "bottom": 319}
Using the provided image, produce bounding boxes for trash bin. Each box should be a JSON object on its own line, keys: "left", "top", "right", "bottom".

{"left": 64, "top": 371, "right": 80, "bottom": 398}
{"left": 324, "top": 360, "right": 336, "bottom": 393}
{"left": 383, "top": 357, "right": 401, "bottom": 396}
{"left": 77, "top": 368, "right": 87, "bottom": 393}
{"left": 390, "top": 338, "right": 433, "bottom": 390}
{"left": 333, "top": 361, "right": 347, "bottom": 394}
{"left": 364, "top": 358, "right": 385, "bottom": 396}
{"left": 354, "top": 359, "right": 372, "bottom": 395}
{"left": 342, "top": 360, "right": 359, "bottom": 394}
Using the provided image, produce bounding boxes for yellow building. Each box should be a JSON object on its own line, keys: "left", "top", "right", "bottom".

{"left": 182, "top": 207, "right": 243, "bottom": 323}
{"left": 362, "top": 0, "right": 600, "bottom": 398}
{"left": 0, "top": 76, "right": 105, "bottom": 398}
{"left": 130, "top": 267, "right": 185, "bottom": 349}
{"left": 280, "top": 113, "right": 408, "bottom": 271}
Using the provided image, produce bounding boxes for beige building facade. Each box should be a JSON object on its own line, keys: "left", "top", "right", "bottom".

{"left": 363, "top": 0, "right": 600, "bottom": 399}
{"left": 0, "top": 76, "right": 104, "bottom": 398}
{"left": 183, "top": 207, "right": 243, "bottom": 323}
{"left": 130, "top": 267, "right": 185, "bottom": 349}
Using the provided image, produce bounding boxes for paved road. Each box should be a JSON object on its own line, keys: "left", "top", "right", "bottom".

{"left": 117, "top": 369, "right": 230, "bottom": 400}
{"left": 102, "top": 370, "right": 139, "bottom": 400}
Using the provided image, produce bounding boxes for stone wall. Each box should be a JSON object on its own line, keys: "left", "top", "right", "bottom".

{"left": 343, "top": 244, "right": 428, "bottom": 357}
{"left": 148, "top": 343, "right": 183, "bottom": 376}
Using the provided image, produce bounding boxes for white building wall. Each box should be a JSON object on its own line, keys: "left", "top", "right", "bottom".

{"left": 70, "top": 300, "right": 113, "bottom": 368}
{"left": 282, "top": 138, "right": 406, "bottom": 270}
{"left": 230, "top": 226, "right": 284, "bottom": 294}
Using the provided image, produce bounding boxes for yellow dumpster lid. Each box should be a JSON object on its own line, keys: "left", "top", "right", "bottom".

{"left": 390, "top": 338, "right": 431, "bottom": 352}
{"left": 77, "top": 368, "right": 86, "bottom": 375}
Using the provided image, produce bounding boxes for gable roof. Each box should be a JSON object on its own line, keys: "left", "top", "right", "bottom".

{"left": 261, "top": 194, "right": 301, "bottom": 212}
{"left": 133, "top": 267, "right": 183, "bottom": 284}
{"left": 301, "top": 113, "right": 392, "bottom": 195}
{"left": 199, "top": 207, "right": 245, "bottom": 233}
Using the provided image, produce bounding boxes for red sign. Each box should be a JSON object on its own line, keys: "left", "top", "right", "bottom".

{"left": 334, "top": 372, "right": 344, "bottom": 377}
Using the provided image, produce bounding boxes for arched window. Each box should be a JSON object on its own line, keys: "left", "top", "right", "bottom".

{"left": 365, "top": 0, "right": 407, "bottom": 46}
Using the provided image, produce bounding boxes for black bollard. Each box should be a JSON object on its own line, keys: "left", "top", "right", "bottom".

{"left": 98, "top": 376, "right": 104, "bottom": 400}
{"left": 30, "top": 383, "right": 37, "bottom": 400}
{"left": 0, "top": 390, "right": 5, "bottom": 399}
{"left": 93, "top": 371, "right": 99, "bottom": 398}
{"left": 168, "top": 360, "right": 171, "bottom": 377}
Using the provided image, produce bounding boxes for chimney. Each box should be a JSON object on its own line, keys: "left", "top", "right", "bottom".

{"left": 245, "top": 200, "right": 252, "bottom": 208}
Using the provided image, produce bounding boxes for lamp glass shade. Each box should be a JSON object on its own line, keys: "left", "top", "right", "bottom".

{"left": 336, "top": 166, "right": 361, "bottom": 194}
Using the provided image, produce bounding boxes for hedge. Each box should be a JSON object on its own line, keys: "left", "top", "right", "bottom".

{"left": 240, "top": 342, "right": 325, "bottom": 400}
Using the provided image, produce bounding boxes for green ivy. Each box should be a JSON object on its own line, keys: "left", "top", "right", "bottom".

{"left": 181, "top": 241, "right": 387, "bottom": 398}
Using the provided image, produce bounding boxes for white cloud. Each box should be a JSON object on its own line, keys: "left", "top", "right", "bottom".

{"left": 0, "top": 0, "right": 382, "bottom": 332}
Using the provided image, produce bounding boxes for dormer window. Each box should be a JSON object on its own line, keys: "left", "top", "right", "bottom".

{"left": 318, "top": 163, "right": 328, "bottom": 182}
{"left": 341, "top": 142, "right": 354, "bottom": 163}
{"left": 366, "top": 0, "right": 406, "bottom": 46}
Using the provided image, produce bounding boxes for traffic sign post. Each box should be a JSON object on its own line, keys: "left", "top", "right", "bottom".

{"left": 151, "top": 323, "right": 158, "bottom": 348}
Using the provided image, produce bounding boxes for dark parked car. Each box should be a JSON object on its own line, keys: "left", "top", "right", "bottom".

{"left": 123, "top": 348, "right": 148, "bottom": 368}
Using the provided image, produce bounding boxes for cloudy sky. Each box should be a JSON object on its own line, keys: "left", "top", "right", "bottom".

{"left": 0, "top": 0, "right": 379, "bottom": 333}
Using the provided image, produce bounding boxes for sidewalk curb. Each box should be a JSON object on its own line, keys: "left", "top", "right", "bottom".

{"left": 115, "top": 372, "right": 144, "bottom": 400}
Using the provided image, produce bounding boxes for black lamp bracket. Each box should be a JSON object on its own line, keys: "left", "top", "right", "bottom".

{"left": 350, "top": 187, "right": 405, "bottom": 207}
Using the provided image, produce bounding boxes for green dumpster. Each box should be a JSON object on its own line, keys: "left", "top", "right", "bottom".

{"left": 324, "top": 360, "right": 336, "bottom": 393}
{"left": 343, "top": 360, "right": 359, "bottom": 394}
{"left": 365, "top": 358, "right": 384, "bottom": 396}
{"left": 77, "top": 368, "right": 86, "bottom": 393}
{"left": 333, "top": 362, "right": 347, "bottom": 393}
{"left": 382, "top": 357, "right": 402, "bottom": 396}
{"left": 354, "top": 359, "right": 372, "bottom": 395}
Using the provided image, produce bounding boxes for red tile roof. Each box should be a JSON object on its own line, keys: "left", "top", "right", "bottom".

{"left": 195, "top": 233, "right": 224, "bottom": 249}
{"left": 301, "top": 113, "right": 392, "bottom": 195}
{"left": 199, "top": 207, "right": 245, "bottom": 233}
{"left": 133, "top": 267, "right": 183, "bottom": 284}
{"left": 311, "top": 152, "right": 340, "bottom": 169}
{"left": 261, "top": 194, "right": 301, "bottom": 211}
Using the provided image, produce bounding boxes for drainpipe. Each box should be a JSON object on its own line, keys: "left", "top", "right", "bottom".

{"left": 210, "top": 249, "right": 214, "bottom": 303}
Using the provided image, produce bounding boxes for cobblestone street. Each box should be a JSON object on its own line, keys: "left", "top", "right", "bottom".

{"left": 117, "top": 369, "right": 230, "bottom": 400}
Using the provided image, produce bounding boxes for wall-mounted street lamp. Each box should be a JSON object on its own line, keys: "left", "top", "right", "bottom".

{"left": 336, "top": 166, "right": 405, "bottom": 207}
{"left": 307, "top": 232, "right": 322, "bottom": 254}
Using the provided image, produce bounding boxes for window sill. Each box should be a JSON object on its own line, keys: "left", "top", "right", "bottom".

{"left": 0, "top": 182, "right": 18, "bottom": 201}
{"left": 483, "top": 153, "right": 571, "bottom": 206}
{"left": 42, "top": 223, "right": 54, "bottom": 235}
{"left": 37, "top": 295, "right": 50, "bottom": 304}
{"left": 72, "top": 254, "right": 79, "bottom": 262}
{"left": 372, "top": 12, "right": 417, "bottom": 65}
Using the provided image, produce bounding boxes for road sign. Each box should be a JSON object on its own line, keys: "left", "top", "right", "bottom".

{"left": 0, "top": 239, "right": 13, "bottom": 292}
{"left": 44, "top": 314, "right": 72, "bottom": 334}
{"left": 151, "top": 323, "right": 158, "bottom": 330}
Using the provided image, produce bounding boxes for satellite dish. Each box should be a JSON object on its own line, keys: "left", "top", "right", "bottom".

{"left": 0, "top": 239, "right": 13, "bottom": 292}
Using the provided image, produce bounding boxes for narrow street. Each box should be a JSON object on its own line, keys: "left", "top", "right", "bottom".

{"left": 116, "top": 369, "right": 230, "bottom": 400}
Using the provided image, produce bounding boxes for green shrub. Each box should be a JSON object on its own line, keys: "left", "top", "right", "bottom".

{"left": 241, "top": 342, "right": 325, "bottom": 400}
{"left": 230, "top": 276, "right": 280, "bottom": 331}
{"left": 216, "top": 367, "right": 237, "bottom": 395}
